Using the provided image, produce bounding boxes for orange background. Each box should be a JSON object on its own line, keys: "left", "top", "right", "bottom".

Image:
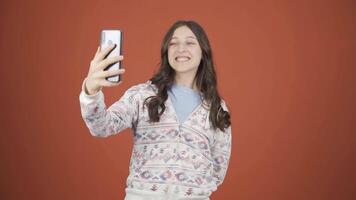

{"left": 1, "top": 0, "right": 355, "bottom": 199}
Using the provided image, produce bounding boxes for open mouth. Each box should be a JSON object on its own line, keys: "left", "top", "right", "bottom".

{"left": 175, "top": 56, "right": 191, "bottom": 62}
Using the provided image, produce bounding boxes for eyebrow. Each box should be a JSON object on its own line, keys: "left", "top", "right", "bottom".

{"left": 171, "top": 36, "right": 197, "bottom": 40}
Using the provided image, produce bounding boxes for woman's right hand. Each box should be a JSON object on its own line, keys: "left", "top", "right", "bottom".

{"left": 84, "top": 44, "right": 125, "bottom": 95}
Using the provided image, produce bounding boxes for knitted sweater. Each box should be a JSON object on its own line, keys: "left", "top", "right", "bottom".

{"left": 79, "top": 80, "right": 232, "bottom": 198}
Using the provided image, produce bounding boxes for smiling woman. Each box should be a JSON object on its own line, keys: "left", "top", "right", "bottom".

{"left": 168, "top": 26, "right": 202, "bottom": 76}
{"left": 79, "top": 20, "right": 232, "bottom": 200}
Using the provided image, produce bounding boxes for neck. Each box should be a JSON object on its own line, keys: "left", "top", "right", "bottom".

{"left": 174, "top": 72, "right": 198, "bottom": 90}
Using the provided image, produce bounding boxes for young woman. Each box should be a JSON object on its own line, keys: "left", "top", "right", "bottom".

{"left": 79, "top": 20, "right": 232, "bottom": 200}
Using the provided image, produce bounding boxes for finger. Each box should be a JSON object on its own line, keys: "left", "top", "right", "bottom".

{"left": 89, "top": 46, "right": 102, "bottom": 68}
{"left": 97, "top": 68, "right": 126, "bottom": 79}
{"left": 97, "top": 56, "right": 124, "bottom": 70}
{"left": 99, "top": 79, "right": 122, "bottom": 87}
{"left": 94, "top": 46, "right": 100, "bottom": 57}
{"left": 91, "top": 46, "right": 102, "bottom": 64}
{"left": 94, "top": 43, "right": 117, "bottom": 62}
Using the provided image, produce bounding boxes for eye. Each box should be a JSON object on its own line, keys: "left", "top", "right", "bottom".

{"left": 169, "top": 42, "right": 177, "bottom": 46}
{"left": 187, "top": 42, "right": 196, "bottom": 45}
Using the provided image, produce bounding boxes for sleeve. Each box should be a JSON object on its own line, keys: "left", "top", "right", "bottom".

{"left": 79, "top": 78, "right": 139, "bottom": 137}
{"left": 210, "top": 101, "right": 232, "bottom": 187}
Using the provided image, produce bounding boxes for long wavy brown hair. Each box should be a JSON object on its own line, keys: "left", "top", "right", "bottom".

{"left": 144, "top": 20, "right": 231, "bottom": 131}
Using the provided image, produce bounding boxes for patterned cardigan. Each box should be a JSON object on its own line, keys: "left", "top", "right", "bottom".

{"left": 79, "top": 80, "right": 232, "bottom": 198}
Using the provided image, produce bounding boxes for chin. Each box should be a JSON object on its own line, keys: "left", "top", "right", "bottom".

{"left": 171, "top": 64, "right": 196, "bottom": 72}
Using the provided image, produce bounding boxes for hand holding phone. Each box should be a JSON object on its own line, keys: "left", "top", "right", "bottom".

{"left": 84, "top": 30, "right": 125, "bottom": 95}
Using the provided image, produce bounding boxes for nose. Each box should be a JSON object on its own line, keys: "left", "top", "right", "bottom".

{"left": 177, "top": 43, "right": 186, "bottom": 52}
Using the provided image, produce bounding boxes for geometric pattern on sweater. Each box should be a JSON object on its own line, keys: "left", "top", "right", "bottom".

{"left": 79, "top": 80, "right": 232, "bottom": 198}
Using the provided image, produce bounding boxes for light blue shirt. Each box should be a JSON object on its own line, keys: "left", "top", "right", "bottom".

{"left": 168, "top": 84, "right": 202, "bottom": 123}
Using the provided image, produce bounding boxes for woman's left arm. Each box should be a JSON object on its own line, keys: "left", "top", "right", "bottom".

{"left": 211, "top": 124, "right": 232, "bottom": 187}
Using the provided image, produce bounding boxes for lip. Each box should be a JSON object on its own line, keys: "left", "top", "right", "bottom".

{"left": 175, "top": 56, "right": 191, "bottom": 62}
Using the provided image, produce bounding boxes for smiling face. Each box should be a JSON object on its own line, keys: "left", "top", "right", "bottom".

{"left": 168, "top": 26, "right": 202, "bottom": 76}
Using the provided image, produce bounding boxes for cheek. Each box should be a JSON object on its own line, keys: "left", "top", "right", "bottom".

{"left": 168, "top": 49, "right": 173, "bottom": 57}
{"left": 168, "top": 47, "right": 176, "bottom": 58}
{"left": 193, "top": 49, "right": 202, "bottom": 61}
{"left": 167, "top": 49, "right": 175, "bottom": 65}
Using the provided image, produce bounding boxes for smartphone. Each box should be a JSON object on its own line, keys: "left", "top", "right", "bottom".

{"left": 100, "top": 30, "right": 123, "bottom": 82}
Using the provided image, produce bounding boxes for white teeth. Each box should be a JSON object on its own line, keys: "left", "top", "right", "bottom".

{"left": 175, "top": 56, "right": 190, "bottom": 62}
